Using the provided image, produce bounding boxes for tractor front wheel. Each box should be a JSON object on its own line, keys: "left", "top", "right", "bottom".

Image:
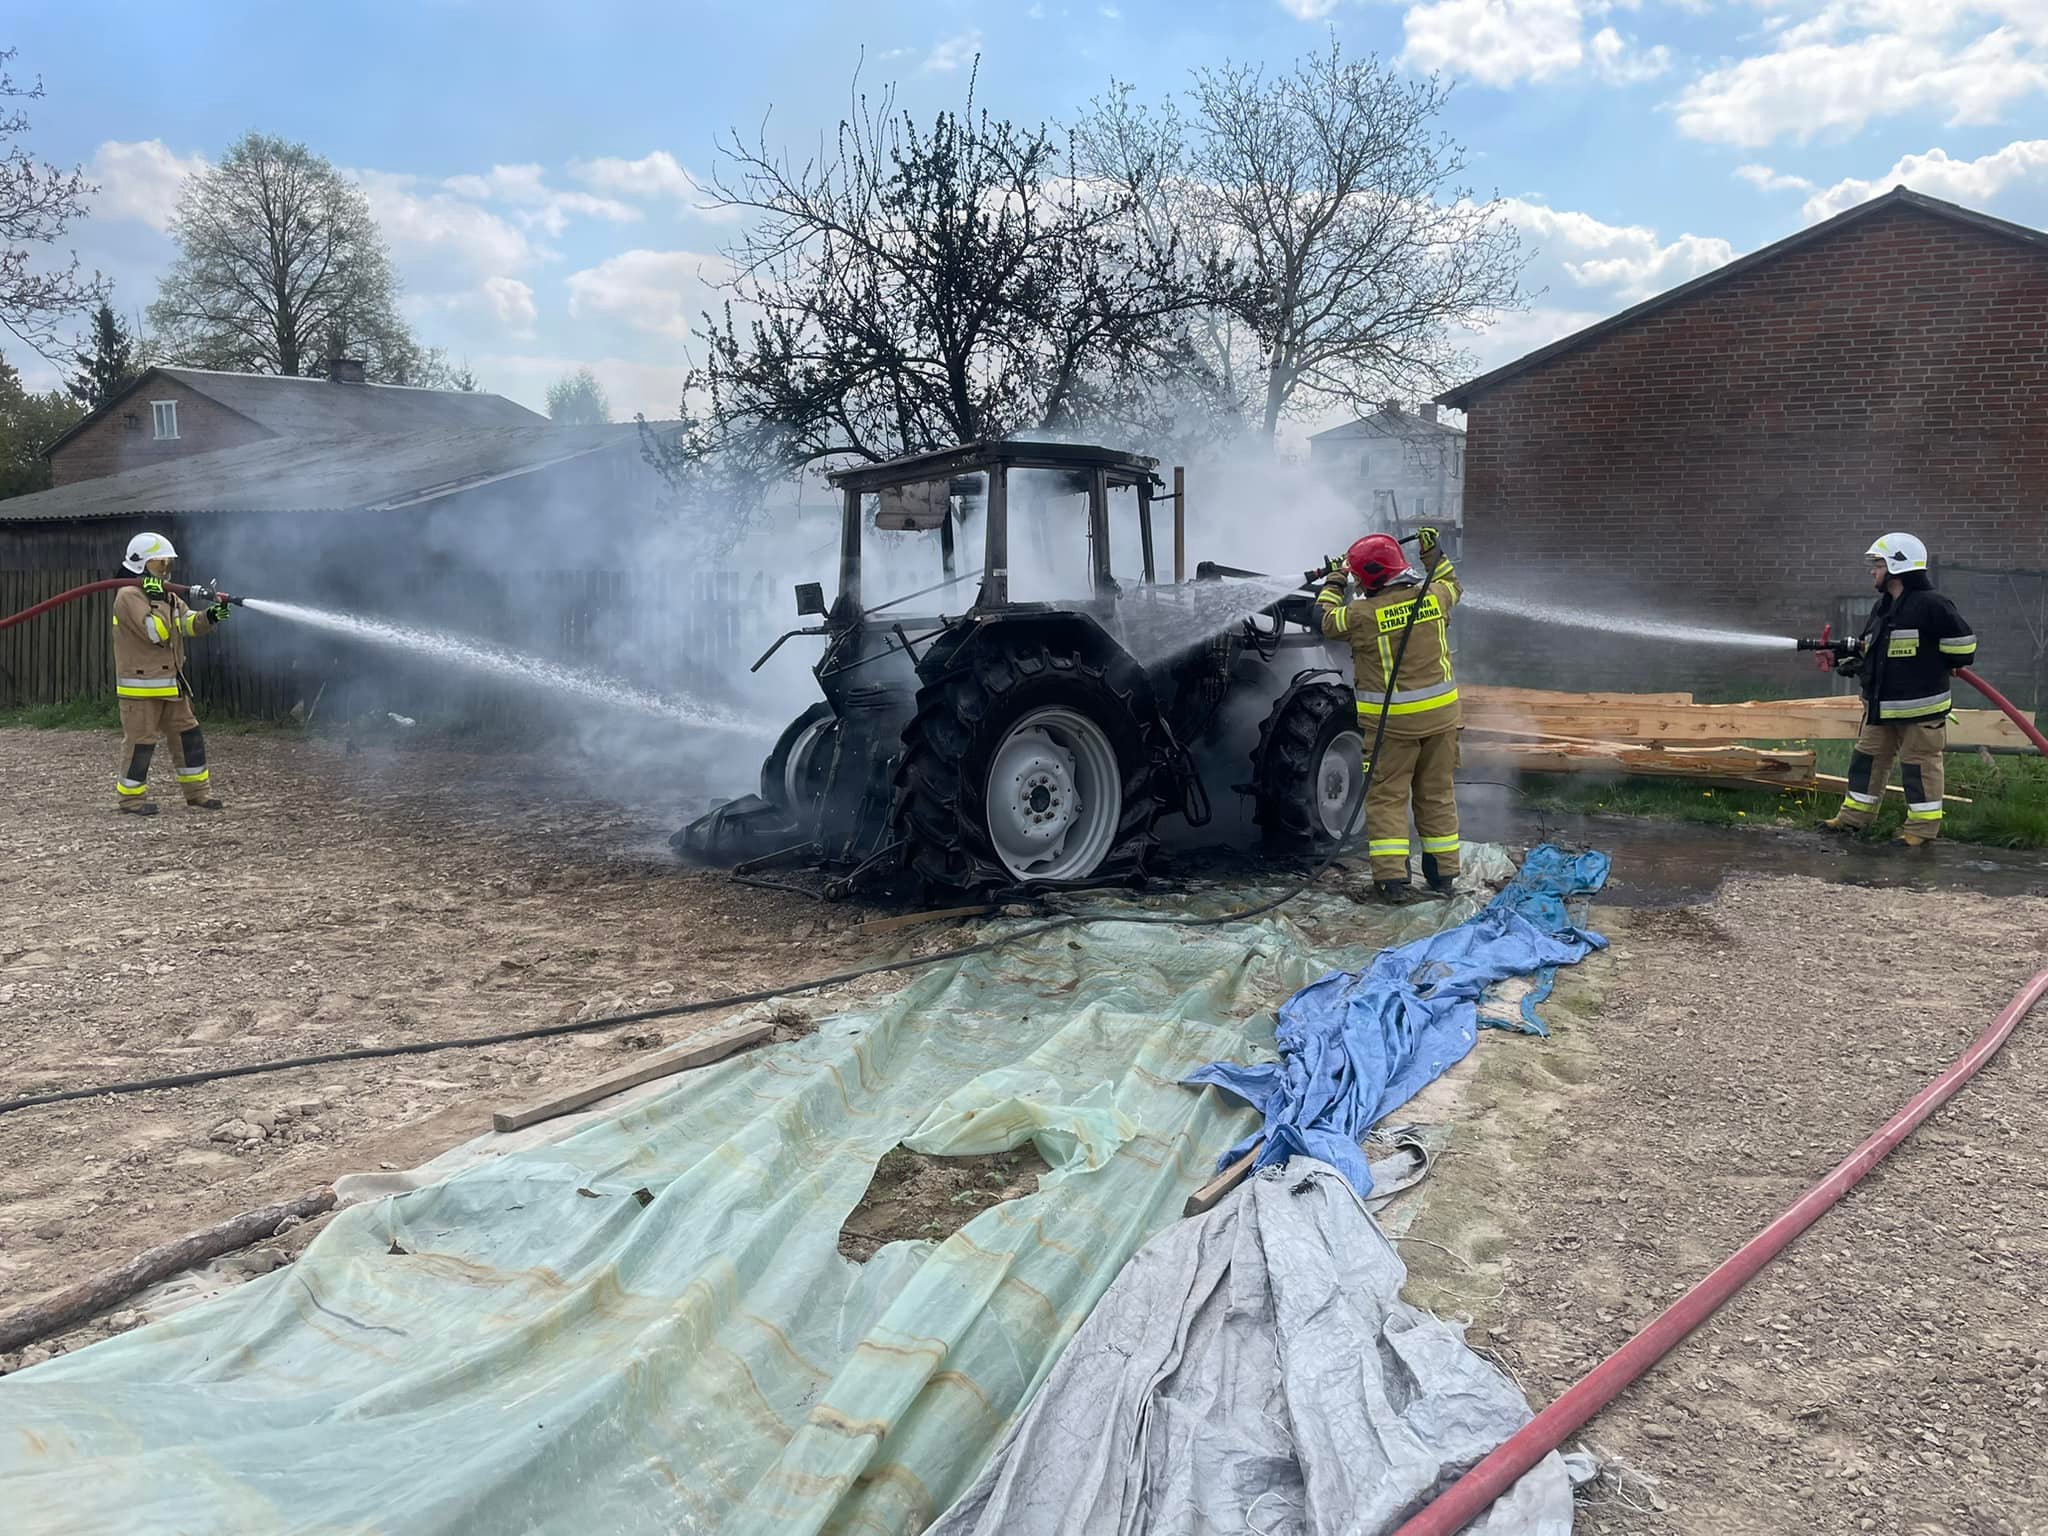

{"left": 896, "top": 638, "right": 1160, "bottom": 892}
{"left": 1252, "top": 681, "right": 1364, "bottom": 848}
{"left": 758, "top": 701, "right": 837, "bottom": 817}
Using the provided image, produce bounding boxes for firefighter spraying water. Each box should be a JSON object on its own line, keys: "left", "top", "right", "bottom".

{"left": 108, "top": 532, "right": 236, "bottom": 816}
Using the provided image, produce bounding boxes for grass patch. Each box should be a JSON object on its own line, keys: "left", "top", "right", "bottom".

{"left": 0, "top": 692, "right": 286, "bottom": 735}
{"left": 1514, "top": 743, "right": 2048, "bottom": 850}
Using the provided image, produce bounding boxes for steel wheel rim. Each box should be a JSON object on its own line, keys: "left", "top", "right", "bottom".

{"left": 985, "top": 706, "right": 1122, "bottom": 881}
{"left": 1317, "top": 729, "right": 1365, "bottom": 838}
{"left": 782, "top": 717, "right": 832, "bottom": 810}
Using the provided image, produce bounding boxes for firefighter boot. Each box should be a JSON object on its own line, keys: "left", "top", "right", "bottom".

{"left": 1377, "top": 878, "right": 1417, "bottom": 904}
{"left": 1420, "top": 852, "right": 1457, "bottom": 897}
{"left": 169, "top": 720, "right": 224, "bottom": 809}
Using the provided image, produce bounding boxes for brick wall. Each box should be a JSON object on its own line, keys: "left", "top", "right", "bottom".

{"left": 49, "top": 377, "right": 273, "bottom": 486}
{"left": 1457, "top": 203, "right": 2048, "bottom": 704}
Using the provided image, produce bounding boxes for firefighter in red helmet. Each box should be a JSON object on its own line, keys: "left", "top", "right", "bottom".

{"left": 1317, "top": 528, "right": 1463, "bottom": 900}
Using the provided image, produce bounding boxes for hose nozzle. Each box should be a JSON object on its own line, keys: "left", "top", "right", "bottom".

{"left": 185, "top": 582, "right": 246, "bottom": 608}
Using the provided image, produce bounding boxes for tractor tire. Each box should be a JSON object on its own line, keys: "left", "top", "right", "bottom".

{"left": 895, "top": 637, "right": 1161, "bottom": 893}
{"left": 758, "top": 702, "right": 838, "bottom": 815}
{"left": 1252, "top": 681, "right": 1364, "bottom": 849}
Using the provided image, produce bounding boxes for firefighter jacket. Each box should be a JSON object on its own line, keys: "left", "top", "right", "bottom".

{"left": 1317, "top": 556, "right": 1463, "bottom": 738}
{"left": 1853, "top": 580, "right": 1976, "bottom": 723}
{"left": 111, "top": 585, "right": 217, "bottom": 699}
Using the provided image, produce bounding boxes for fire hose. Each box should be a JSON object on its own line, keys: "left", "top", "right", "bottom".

{"left": 0, "top": 576, "right": 245, "bottom": 633}
{"left": 1391, "top": 964, "right": 2048, "bottom": 1536}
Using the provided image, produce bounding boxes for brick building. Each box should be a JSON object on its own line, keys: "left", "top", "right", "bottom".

{"left": 1440, "top": 187, "right": 2048, "bottom": 708}
{"left": 41, "top": 363, "right": 544, "bottom": 486}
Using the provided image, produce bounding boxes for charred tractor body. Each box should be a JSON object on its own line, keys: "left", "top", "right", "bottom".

{"left": 676, "top": 440, "right": 1358, "bottom": 897}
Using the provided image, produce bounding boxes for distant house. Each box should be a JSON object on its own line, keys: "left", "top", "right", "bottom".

{"left": 1307, "top": 402, "right": 1464, "bottom": 552}
{"left": 1439, "top": 187, "right": 2048, "bottom": 700}
{"left": 40, "top": 362, "right": 546, "bottom": 487}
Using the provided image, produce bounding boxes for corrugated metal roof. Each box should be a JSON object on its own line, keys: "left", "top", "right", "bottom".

{"left": 0, "top": 424, "right": 658, "bottom": 524}
{"left": 1439, "top": 187, "right": 2048, "bottom": 408}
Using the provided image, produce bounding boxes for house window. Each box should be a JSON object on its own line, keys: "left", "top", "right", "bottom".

{"left": 152, "top": 400, "right": 179, "bottom": 440}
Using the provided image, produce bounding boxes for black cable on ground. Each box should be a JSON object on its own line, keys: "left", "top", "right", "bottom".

{"left": 0, "top": 572, "right": 1439, "bottom": 1119}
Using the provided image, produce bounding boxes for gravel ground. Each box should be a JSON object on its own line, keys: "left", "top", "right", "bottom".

{"left": 1405, "top": 879, "right": 2048, "bottom": 1536}
{"left": 0, "top": 724, "right": 904, "bottom": 1364}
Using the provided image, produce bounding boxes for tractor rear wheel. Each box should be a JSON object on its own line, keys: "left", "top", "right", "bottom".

{"left": 758, "top": 702, "right": 837, "bottom": 816}
{"left": 896, "top": 638, "right": 1160, "bottom": 892}
{"left": 1252, "top": 681, "right": 1364, "bottom": 848}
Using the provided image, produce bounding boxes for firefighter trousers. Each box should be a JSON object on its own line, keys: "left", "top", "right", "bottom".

{"left": 1363, "top": 725, "right": 1460, "bottom": 883}
{"left": 1835, "top": 719, "right": 1945, "bottom": 836}
{"left": 115, "top": 695, "right": 212, "bottom": 807}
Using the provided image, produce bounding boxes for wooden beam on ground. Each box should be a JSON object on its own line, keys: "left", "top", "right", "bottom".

{"left": 1184, "top": 1140, "right": 1263, "bottom": 1217}
{"left": 1461, "top": 687, "right": 2028, "bottom": 750}
{"left": 1466, "top": 739, "right": 1817, "bottom": 785}
{"left": 0, "top": 1187, "right": 336, "bottom": 1354}
{"left": 856, "top": 903, "right": 994, "bottom": 936}
{"left": 492, "top": 1020, "right": 779, "bottom": 1134}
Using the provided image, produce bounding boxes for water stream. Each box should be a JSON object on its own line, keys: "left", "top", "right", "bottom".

{"left": 243, "top": 599, "right": 770, "bottom": 737}
{"left": 1456, "top": 590, "right": 1798, "bottom": 651}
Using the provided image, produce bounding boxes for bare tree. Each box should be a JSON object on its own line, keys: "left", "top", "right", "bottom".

{"left": 1185, "top": 41, "right": 1528, "bottom": 438}
{"left": 148, "top": 132, "right": 428, "bottom": 381}
{"left": 674, "top": 62, "right": 1215, "bottom": 482}
{"left": 546, "top": 366, "right": 610, "bottom": 423}
{"left": 0, "top": 50, "right": 109, "bottom": 367}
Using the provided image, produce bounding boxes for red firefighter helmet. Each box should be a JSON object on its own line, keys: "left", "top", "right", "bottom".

{"left": 1345, "top": 533, "right": 1407, "bottom": 591}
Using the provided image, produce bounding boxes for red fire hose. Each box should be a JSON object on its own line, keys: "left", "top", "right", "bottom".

{"left": 0, "top": 577, "right": 205, "bottom": 633}
{"left": 1957, "top": 666, "right": 2048, "bottom": 755}
{"left": 1391, "top": 965, "right": 2048, "bottom": 1536}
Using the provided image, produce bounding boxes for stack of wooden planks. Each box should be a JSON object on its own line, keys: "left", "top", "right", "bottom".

{"left": 1459, "top": 686, "right": 2003, "bottom": 803}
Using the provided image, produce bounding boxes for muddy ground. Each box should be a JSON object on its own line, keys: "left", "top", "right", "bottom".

{"left": 1400, "top": 880, "right": 2048, "bottom": 1536}
{"left": 0, "top": 724, "right": 911, "bottom": 1355}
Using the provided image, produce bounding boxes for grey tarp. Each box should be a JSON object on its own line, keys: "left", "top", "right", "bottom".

{"left": 931, "top": 1158, "right": 1579, "bottom": 1535}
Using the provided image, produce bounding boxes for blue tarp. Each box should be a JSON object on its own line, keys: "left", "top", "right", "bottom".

{"left": 1185, "top": 844, "right": 1609, "bottom": 1195}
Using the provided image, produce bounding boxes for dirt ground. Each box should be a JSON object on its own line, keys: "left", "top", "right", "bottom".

{"left": 1400, "top": 879, "right": 2048, "bottom": 1536}
{"left": 838, "top": 1145, "right": 1052, "bottom": 1263}
{"left": 8, "top": 724, "right": 2047, "bottom": 1536}
{"left": 0, "top": 724, "right": 909, "bottom": 1361}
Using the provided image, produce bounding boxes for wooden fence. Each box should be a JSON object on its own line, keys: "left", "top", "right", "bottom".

{"left": 0, "top": 565, "right": 770, "bottom": 723}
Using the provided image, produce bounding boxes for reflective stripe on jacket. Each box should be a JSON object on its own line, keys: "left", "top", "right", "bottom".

{"left": 112, "top": 585, "right": 215, "bottom": 698}
{"left": 1856, "top": 585, "right": 1976, "bottom": 723}
{"left": 1317, "top": 556, "right": 1462, "bottom": 738}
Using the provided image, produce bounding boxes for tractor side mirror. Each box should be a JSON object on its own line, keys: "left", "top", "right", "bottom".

{"left": 794, "top": 581, "right": 825, "bottom": 617}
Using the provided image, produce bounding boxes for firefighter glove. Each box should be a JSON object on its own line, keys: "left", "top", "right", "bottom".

{"left": 140, "top": 575, "right": 167, "bottom": 599}
{"left": 1416, "top": 526, "right": 1441, "bottom": 551}
{"left": 1324, "top": 554, "right": 1348, "bottom": 582}
{"left": 209, "top": 601, "right": 230, "bottom": 623}
{"left": 1834, "top": 653, "right": 1864, "bottom": 679}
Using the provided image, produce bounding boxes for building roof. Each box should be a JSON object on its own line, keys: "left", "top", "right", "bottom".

{"left": 1439, "top": 187, "right": 2048, "bottom": 409}
{"left": 41, "top": 365, "right": 547, "bottom": 458}
{"left": 826, "top": 438, "right": 1163, "bottom": 494}
{"left": 1309, "top": 405, "right": 1463, "bottom": 443}
{"left": 0, "top": 423, "right": 658, "bottom": 523}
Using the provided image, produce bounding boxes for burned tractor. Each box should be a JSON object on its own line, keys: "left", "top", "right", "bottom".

{"left": 676, "top": 440, "right": 1361, "bottom": 897}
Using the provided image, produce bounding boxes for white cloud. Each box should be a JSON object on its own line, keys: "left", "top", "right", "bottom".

{"left": 1277, "top": 0, "right": 1342, "bottom": 16}
{"left": 1403, "top": 0, "right": 1587, "bottom": 85}
{"left": 570, "top": 151, "right": 739, "bottom": 223}
{"left": 1460, "top": 303, "right": 1612, "bottom": 376}
{"left": 1400, "top": 0, "right": 1666, "bottom": 88}
{"left": 1801, "top": 138, "right": 2048, "bottom": 218}
{"left": 1499, "top": 196, "right": 1738, "bottom": 300}
{"left": 565, "top": 249, "right": 732, "bottom": 341}
{"left": 473, "top": 352, "right": 695, "bottom": 422}
{"left": 89, "top": 140, "right": 208, "bottom": 231}
{"left": 923, "top": 30, "right": 984, "bottom": 72}
{"left": 1672, "top": 2, "right": 2048, "bottom": 147}
{"left": 352, "top": 171, "right": 541, "bottom": 274}
{"left": 1589, "top": 25, "right": 1671, "bottom": 82}
{"left": 483, "top": 276, "right": 539, "bottom": 338}
{"left": 1735, "top": 162, "right": 1816, "bottom": 192}
{"left": 438, "top": 163, "right": 640, "bottom": 237}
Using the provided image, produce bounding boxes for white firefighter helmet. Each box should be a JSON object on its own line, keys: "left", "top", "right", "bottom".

{"left": 1865, "top": 532, "right": 1928, "bottom": 573}
{"left": 122, "top": 531, "right": 178, "bottom": 574}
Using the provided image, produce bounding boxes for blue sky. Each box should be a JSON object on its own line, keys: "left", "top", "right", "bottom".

{"left": 11, "top": 1, "right": 2048, "bottom": 424}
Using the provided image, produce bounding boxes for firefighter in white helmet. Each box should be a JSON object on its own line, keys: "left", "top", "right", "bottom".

{"left": 1821, "top": 533, "right": 1976, "bottom": 845}
{"left": 111, "top": 532, "right": 231, "bottom": 815}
